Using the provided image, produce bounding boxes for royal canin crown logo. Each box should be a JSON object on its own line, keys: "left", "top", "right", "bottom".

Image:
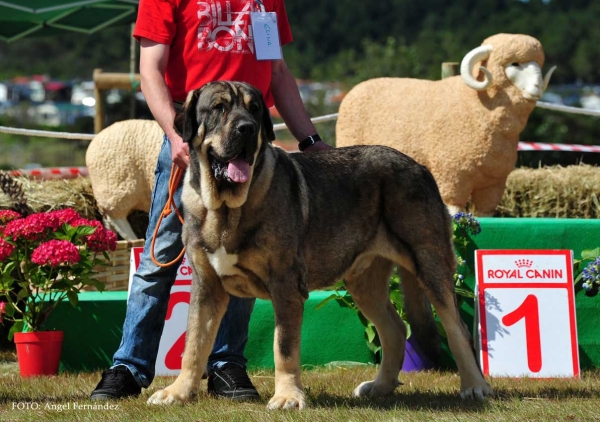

{"left": 515, "top": 259, "right": 533, "bottom": 268}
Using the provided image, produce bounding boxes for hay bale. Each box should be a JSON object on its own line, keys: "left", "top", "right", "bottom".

{"left": 0, "top": 175, "right": 99, "bottom": 220}
{"left": 0, "top": 173, "right": 150, "bottom": 238}
{"left": 497, "top": 164, "right": 600, "bottom": 218}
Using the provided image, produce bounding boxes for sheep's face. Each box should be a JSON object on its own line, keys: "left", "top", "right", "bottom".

{"left": 504, "top": 61, "right": 544, "bottom": 101}
{"left": 174, "top": 81, "right": 275, "bottom": 209}
{"left": 460, "top": 34, "right": 555, "bottom": 98}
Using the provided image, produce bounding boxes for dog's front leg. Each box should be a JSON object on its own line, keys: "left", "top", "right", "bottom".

{"left": 148, "top": 259, "right": 229, "bottom": 405}
{"left": 267, "top": 285, "right": 306, "bottom": 410}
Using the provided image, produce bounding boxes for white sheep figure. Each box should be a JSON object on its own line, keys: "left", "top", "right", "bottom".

{"left": 85, "top": 119, "right": 163, "bottom": 240}
{"left": 336, "top": 33, "right": 556, "bottom": 216}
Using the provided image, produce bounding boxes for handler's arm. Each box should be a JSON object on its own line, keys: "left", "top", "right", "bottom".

{"left": 139, "top": 37, "right": 189, "bottom": 169}
{"left": 270, "top": 59, "right": 332, "bottom": 152}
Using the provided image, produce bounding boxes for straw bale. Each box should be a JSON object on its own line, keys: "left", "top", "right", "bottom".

{"left": 0, "top": 176, "right": 99, "bottom": 220}
{"left": 496, "top": 164, "right": 600, "bottom": 218}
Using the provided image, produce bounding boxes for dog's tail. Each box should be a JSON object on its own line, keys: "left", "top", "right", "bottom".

{"left": 397, "top": 267, "right": 442, "bottom": 365}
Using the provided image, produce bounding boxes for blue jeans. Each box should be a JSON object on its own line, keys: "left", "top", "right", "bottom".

{"left": 113, "top": 135, "right": 255, "bottom": 388}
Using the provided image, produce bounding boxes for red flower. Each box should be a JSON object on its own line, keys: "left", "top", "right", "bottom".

{"left": 0, "top": 210, "right": 22, "bottom": 225}
{"left": 48, "top": 208, "right": 81, "bottom": 225}
{"left": 31, "top": 240, "right": 81, "bottom": 267}
{"left": 71, "top": 218, "right": 117, "bottom": 252}
{"left": 4, "top": 213, "right": 60, "bottom": 241}
{"left": 0, "top": 238, "right": 15, "bottom": 261}
{"left": 0, "top": 302, "right": 5, "bottom": 323}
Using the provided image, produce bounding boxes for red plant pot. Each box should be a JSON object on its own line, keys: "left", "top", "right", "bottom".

{"left": 14, "top": 331, "right": 64, "bottom": 377}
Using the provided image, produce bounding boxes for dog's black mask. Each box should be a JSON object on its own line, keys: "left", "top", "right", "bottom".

{"left": 174, "top": 82, "right": 276, "bottom": 185}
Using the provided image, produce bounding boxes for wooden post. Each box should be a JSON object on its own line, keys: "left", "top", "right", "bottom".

{"left": 93, "top": 68, "right": 104, "bottom": 134}
{"left": 93, "top": 68, "right": 141, "bottom": 133}
{"left": 441, "top": 62, "right": 460, "bottom": 79}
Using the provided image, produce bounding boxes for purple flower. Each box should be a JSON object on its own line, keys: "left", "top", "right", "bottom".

{"left": 453, "top": 212, "right": 481, "bottom": 235}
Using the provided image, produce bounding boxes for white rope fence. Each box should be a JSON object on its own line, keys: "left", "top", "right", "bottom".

{"left": 0, "top": 100, "right": 597, "bottom": 142}
{"left": 0, "top": 125, "right": 94, "bottom": 140}
{"left": 272, "top": 112, "right": 339, "bottom": 132}
{"left": 535, "top": 101, "right": 600, "bottom": 117}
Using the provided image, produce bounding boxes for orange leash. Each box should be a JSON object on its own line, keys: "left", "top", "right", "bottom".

{"left": 150, "top": 163, "right": 186, "bottom": 267}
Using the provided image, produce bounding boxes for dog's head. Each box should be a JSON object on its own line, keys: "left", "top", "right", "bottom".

{"left": 175, "top": 81, "right": 275, "bottom": 209}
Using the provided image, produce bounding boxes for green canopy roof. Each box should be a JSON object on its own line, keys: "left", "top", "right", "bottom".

{"left": 0, "top": 1, "right": 138, "bottom": 42}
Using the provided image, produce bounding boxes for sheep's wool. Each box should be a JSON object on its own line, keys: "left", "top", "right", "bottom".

{"left": 336, "top": 33, "right": 547, "bottom": 216}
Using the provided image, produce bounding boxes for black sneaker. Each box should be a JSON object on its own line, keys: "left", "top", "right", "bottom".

{"left": 207, "top": 363, "right": 260, "bottom": 401}
{"left": 90, "top": 366, "right": 142, "bottom": 400}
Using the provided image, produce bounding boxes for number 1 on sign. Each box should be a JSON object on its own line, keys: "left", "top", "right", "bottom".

{"left": 502, "top": 294, "right": 542, "bottom": 372}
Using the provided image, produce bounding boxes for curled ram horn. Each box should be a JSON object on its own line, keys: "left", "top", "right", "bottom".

{"left": 543, "top": 65, "right": 557, "bottom": 91}
{"left": 460, "top": 45, "right": 493, "bottom": 91}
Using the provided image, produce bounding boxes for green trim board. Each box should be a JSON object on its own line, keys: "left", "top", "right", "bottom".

{"left": 44, "top": 218, "right": 600, "bottom": 372}
{"left": 44, "top": 290, "right": 374, "bottom": 373}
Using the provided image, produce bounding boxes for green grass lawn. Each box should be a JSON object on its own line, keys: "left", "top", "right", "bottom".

{"left": 1, "top": 349, "right": 599, "bottom": 422}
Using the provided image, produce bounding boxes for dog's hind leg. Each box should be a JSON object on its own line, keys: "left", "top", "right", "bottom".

{"left": 344, "top": 256, "right": 406, "bottom": 398}
{"left": 409, "top": 246, "right": 493, "bottom": 400}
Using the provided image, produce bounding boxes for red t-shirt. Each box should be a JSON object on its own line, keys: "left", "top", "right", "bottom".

{"left": 134, "top": 0, "right": 293, "bottom": 107}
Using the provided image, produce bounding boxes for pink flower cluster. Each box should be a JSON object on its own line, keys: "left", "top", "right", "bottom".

{"left": 48, "top": 208, "right": 81, "bottom": 225}
{"left": 0, "top": 208, "right": 117, "bottom": 253}
{"left": 31, "top": 239, "right": 81, "bottom": 267}
{"left": 71, "top": 218, "right": 118, "bottom": 252}
{"left": 0, "top": 238, "right": 14, "bottom": 261}
{"left": 0, "top": 301, "right": 5, "bottom": 323}
{"left": 3, "top": 212, "right": 60, "bottom": 241}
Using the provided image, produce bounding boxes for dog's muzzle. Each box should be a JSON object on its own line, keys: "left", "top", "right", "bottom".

{"left": 209, "top": 122, "right": 257, "bottom": 184}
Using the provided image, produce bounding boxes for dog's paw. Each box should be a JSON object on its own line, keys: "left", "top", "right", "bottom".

{"left": 267, "top": 390, "right": 306, "bottom": 410}
{"left": 459, "top": 383, "right": 494, "bottom": 401}
{"left": 352, "top": 379, "right": 399, "bottom": 397}
{"left": 147, "top": 387, "right": 192, "bottom": 405}
{"left": 353, "top": 380, "right": 375, "bottom": 397}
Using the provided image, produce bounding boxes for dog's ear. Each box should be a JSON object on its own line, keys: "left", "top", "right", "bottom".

{"left": 261, "top": 99, "right": 276, "bottom": 143}
{"left": 174, "top": 90, "right": 201, "bottom": 144}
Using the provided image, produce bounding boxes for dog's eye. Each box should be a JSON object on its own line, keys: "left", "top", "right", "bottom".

{"left": 212, "top": 104, "right": 226, "bottom": 114}
{"left": 248, "top": 102, "right": 259, "bottom": 113}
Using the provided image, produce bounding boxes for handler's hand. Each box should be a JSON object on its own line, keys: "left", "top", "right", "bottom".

{"left": 303, "top": 140, "right": 333, "bottom": 152}
{"left": 170, "top": 134, "right": 190, "bottom": 169}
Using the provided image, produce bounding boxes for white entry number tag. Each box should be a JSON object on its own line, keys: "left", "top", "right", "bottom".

{"left": 251, "top": 12, "right": 282, "bottom": 60}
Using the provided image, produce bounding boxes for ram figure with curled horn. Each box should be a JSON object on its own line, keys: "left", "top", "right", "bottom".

{"left": 336, "top": 33, "right": 556, "bottom": 216}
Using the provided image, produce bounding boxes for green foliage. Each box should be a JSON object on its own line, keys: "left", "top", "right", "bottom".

{"left": 0, "top": 24, "right": 133, "bottom": 80}
{"left": 281, "top": 0, "right": 600, "bottom": 84}
{"left": 2, "top": 1, "right": 600, "bottom": 84}
{"left": 313, "top": 37, "right": 425, "bottom": 89}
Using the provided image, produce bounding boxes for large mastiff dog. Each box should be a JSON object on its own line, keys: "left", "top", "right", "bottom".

{"left": 148, "top": 81, "right": 493, "bottom": 409}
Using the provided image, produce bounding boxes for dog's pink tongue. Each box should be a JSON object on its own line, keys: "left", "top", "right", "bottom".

{"left": 227, "top": 157, "right": 250, "bottom": 183}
